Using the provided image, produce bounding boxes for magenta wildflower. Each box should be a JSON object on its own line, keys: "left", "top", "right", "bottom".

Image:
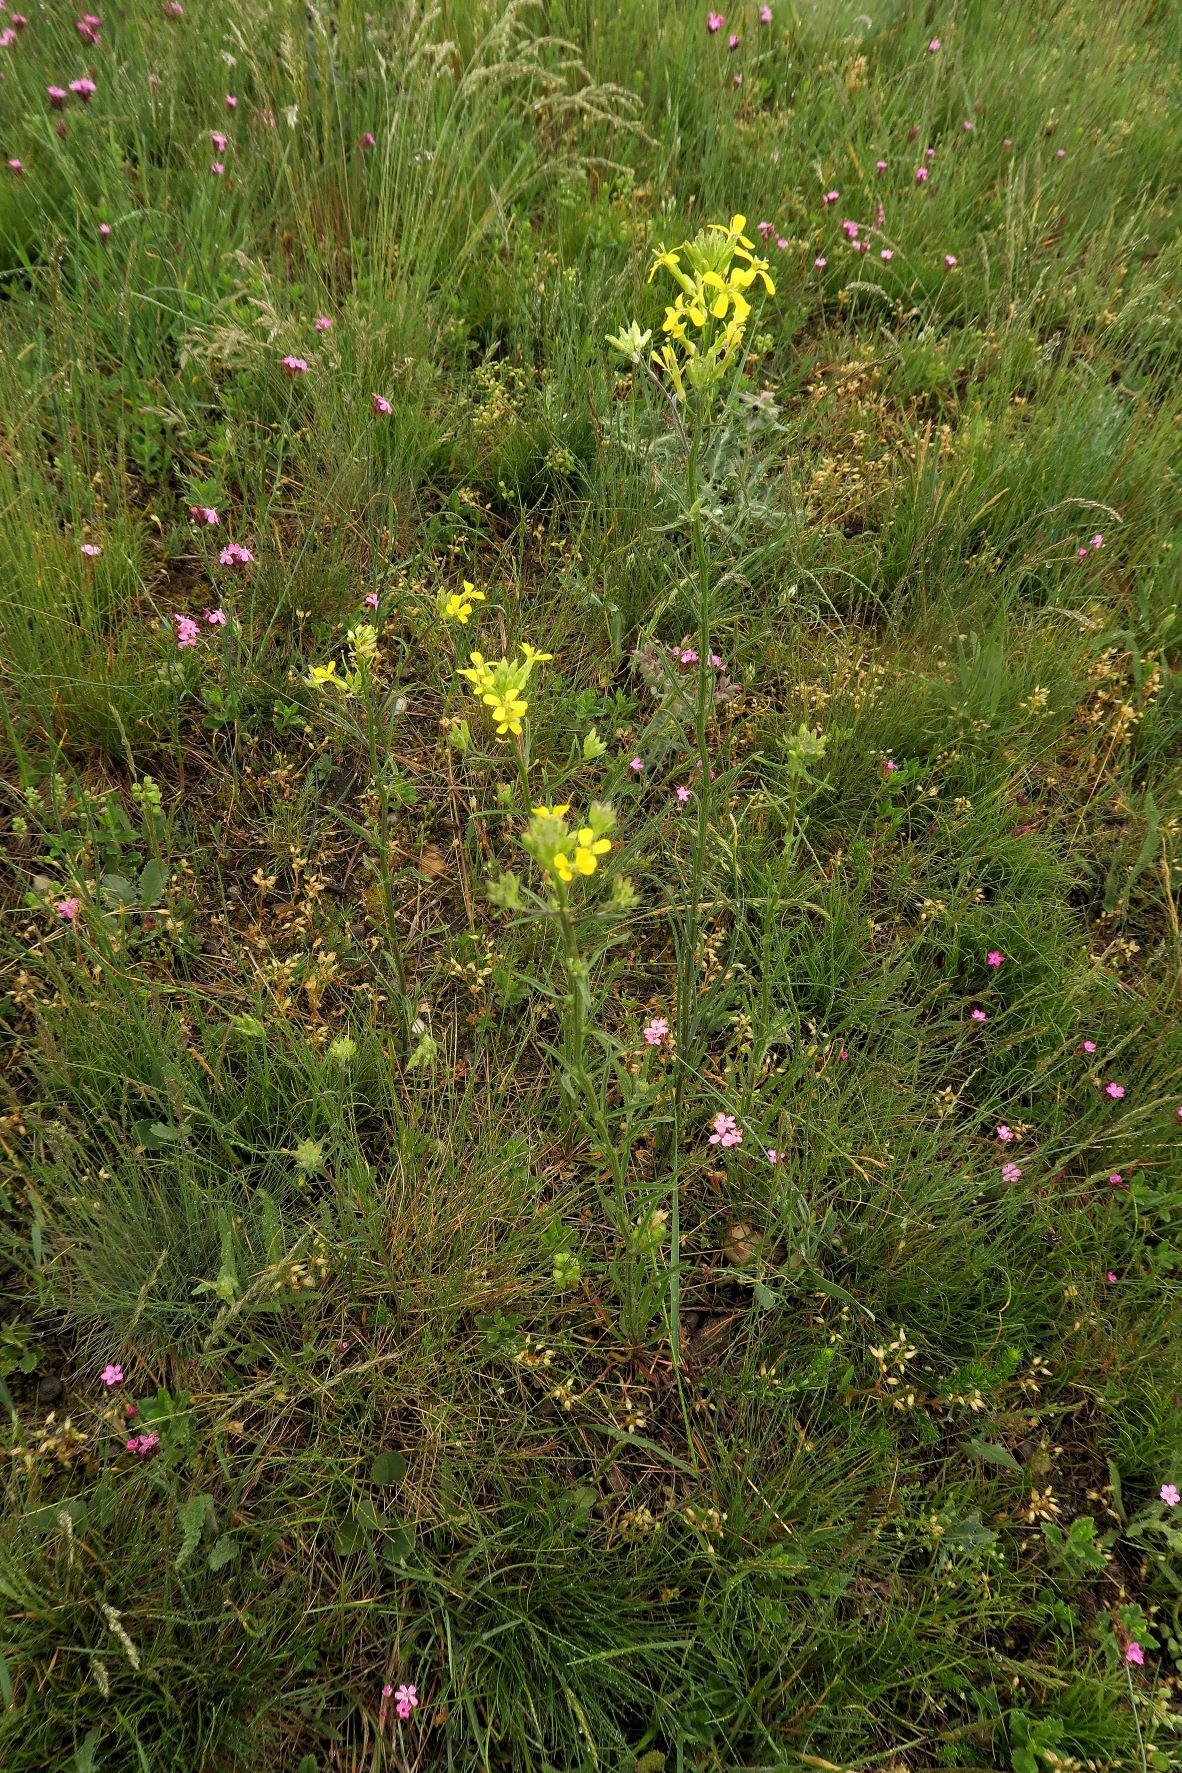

{"left": 677, "top": 646, "right": 699, "bottom": 664}
{"left": 1076, "top": 545, "right": 1088, "bottom": 559}
{"left": 814, "top": 255, "right": 827, "bottom": 269}
{"left": 1107, "top": 1172, "right": 1125, "bottom": 1190}
{"left": 11, "top": 13, "right": 29, "bottom": 29}
{"left": 225, "top": 93, "right": 237, "bottom": 110}
{"left": 7, "top": 158, "right": 23, "bottom": 176}
{"left": 757, "top": 220, "right": 774, "bottom": 240}
{"left": 823, "top": 190, "right": 840, "bottom": 206}
{"left": 219, "top": 541, "right": 253, "bottom": 566}
{"left": 841, "top": 219, "right": 858, "bottom": 238}
{"left": 1161, "top": 1484, "right": 1179, "bottom": 1508}
{"left": 1001, "top": 1162, "right": 1022, "bottom": 1183}
{"left": 56, "top": 896, "right": 81, "bottom": 921}
{"left": 875, "top": 158, "right": 888, "bottom": 171}
{"left": 963, "top": 119, "right": 974, "bottom": 132}
{"left": 126, "top": 1431, "right": 160, "bottom": 1457}
{"left": 925, "top": 147, "right": 936, "bottom": 160}
{"left": 162, "top": 1, "right": 183, "bottom": 16}
{"left": 643, "top": 1016, "right": 669, "bottom": 1048}
{"left": 675, "top": 785, "right": 691, "bottom": 804}
{"left": 1105, "top": 1271, "right": 1117, "bottom": 1284}
{"left": 1055, "top": 147, "right": 1066, "bottom": 159}
{"left": 281, "top": 355, "right": 308, "bottom": 375}
{"left": 880, "top": 248, "right": 893, "bottom": 261}
{"left": 204, "top": 607, "right": 226, "bottom": 626}
{"left": 1105, "top": 1082, "right": 1125, "bottom": 1100}
{"left": 363, "top": 591, "right": 379, "bottom": 609}
{"left": 727, "top": 32, "right": 739, "bottom": 48}
{"left": 80, "top": 542, "right": 102, "bottom": 557}
{"left": 1125, "top": 1641, "right": 1144, "bottom": 1666}
{"left": 1081, "top": 1039, "right": 1096, "bottom": 1054}
{"left": 314, "top": 315, "right": 333, "bottom": 333}
{"left": 986, "top": 950, "right": 1003, "bottom": 967}
{"left": 100, "top": 1363, "right": 123, "bottom": 1387}
{"left": 856, "top": 239, "right": 870, "bottom": 253}
{"left": 382, "top": 1684, "right": 394, "bottom": 1699}
{"left": 706, "top": 11, "right": 724, "bottom": 31}
{"left": 0, "top": 27, "right": 15, "bottom": 46}
{"left": 732, "top": 71, "right": 742, "bottom": 86}
{"left": 48, "top": 85, "right": 68, "bottom": 108}
{"left": 881, "top": 759, "right": 898, "bottom": 777}
{"left": 915, "top": 166, "right": 929, "bottom": 183}
{"left": 1090, "top": 532, "right": 1103, "bottom": 549}
{"left": 759, "top": 3, "right": 772, "bottom": 19}
{"left": 996, "top": 1124, "right": 1014, "bottom": 1143}
{"left": 927, "top": 36, "right": 940, "bottom": 51}
{"left": 1003, "top": 137, "right": 1012, "bottom": 148}
{"left": 394, "top": 1684, "right": 418, "bottom": 1721}
{"left": 77, "top": 13, "right": 102, "bottom": 44}
{"left": 211, "top": 130, "right": 227, "bottom": 152}
{"left": 709, "top": 1112, "right": 743, "bottom": 1149}
{"left": 970, "top": 1008, "right": 987, "bottom": 1022}
{"left": 629, "top": 756, "right": 644, "bottom": 772}
{"left": 99, "top": 222, "right": 111, "bottom": 239}
{"left": 776, "top": 236, "right": 788, "bottom": 250}
{"left": 189, "top": 505, "right": 219, "bottom": 525}
{"left": 767, "top": 1148, "right": 778, "bottom": 1163}
{"left": 371, "top": 393, "right": 392, "bottom": 415}
{"left": 210, "top": 162, "right": 225, "bottom": 176}
{"left": 944, "top": 254, "right": 957, "bottom": 268}
{"left": 359, "top": 131, "right": 375, "bottom": 149}
{"left": 69, "top": 77, "right": 97, "bottom": 102}
{"left": 174, "top": 614, "right": 200, "bottom": 648}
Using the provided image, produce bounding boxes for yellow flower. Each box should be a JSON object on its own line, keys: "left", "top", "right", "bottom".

{"left": 309, "top": 661, "right": 339, "bottom": 685}
{"left": 519, "top": 642, "right": 554, "bottom": 666}
{"left": 552, "top": 852, "right": 574, "bottom": 882}
{"left": 531, "top": 804, "right": 571, "bottom": 818}
{"left": 442, "top": 581, "right": 486, "bottom": 625}
{"left": 573, "top": 827, "right": 612, "bottom": 875}
{"left": 482, "top": 689, "right": 529, "bottom": 736}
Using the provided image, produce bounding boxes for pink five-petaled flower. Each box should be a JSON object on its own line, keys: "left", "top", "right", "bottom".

{"left": 359, "top": 131, "right": 375, "bottom": 149}
{"left": 225, "top": 93, "right": 237, "bottom": 110}
{"left": 126, "top": 1432, "right": 160, "bottom": 1457}
{"left": 189, "top": 504, "right": 219, "bottom": 525}
{"left": 706, "top": 11, "right": 724, "bottom": 31}
{"left": 371, "top": 393, "right": 392, "bottom": 415}
{"left": 1105, "top": 1082, "right": 1125, "bottom": 1099}
{"left": 1108, "top": 1172, "right": 1126, "bottom": 1190}
{"left": 315, "top": 315, "right": 333, "bottom": 333}
{"left": 204, "top": 607, "right": 226, "bottom": 626}
{"left": 759, "top": 3, "right": 772, "bottom": 18}
{"left": 363, "top": 591, "right": 379, "bottom": 609}
{"left": 211, "top": 130, "right": 227, "bottom": 152}
{"left": 70, "top": 78, "right": 96, "bottom": 102}
{"left": 986, "top": 950, "right": 1003, "bottom": 967}
{"left": 643, "top": 1016, "right": 669, "bottom": 1048}
{"left": 757, "top": 220, "right": 774, "bottom": 239}
{"left": 963, "top": 119, "right": 974, "bottom": 132}
{"left": 1090, "top": 533, "right": 1103, "bottom": 549}
{"left": 1056, "top": 148, "right": 1066, "bottom": 159}
{"left": 174, "top": 614, "right": 200, "bottom": 648}
{"left": 727, "top": 33, "right": 739, "bottom": 48}
{"left": 48, "top": 86, "right": 69, "bottom": 108}
{"left": 875, "top": 158, "right": 888, "bottom": 171}
{"left": 733, "top": 71, "right": 742, "bottom": 86}
{"left": 1161, "top": 1484, "right": 1180, "bottom": 1508}
{"left": 80, "top": 542, "right": 102, "bottom": 557}
{"left": 814, "top": 256, "right": 827, "bottom": 269}
{"left": 11, "top": 13, "right": 30, "bottom": 27}
{"left": 7, "top": 159, "right": 24, "bottom": 176}
{"left": 1076, "top": 545, "right": 1088, "bottom": 560}
{"left": 629, "top": 756, "right": 644, "bottom": 772}
{"left": 823, "top": 191, "right": 840, "bottom": 206}
{"left": 163, "top": 1, "right": 183, "bottom": 16}
{"left": 915, "top": 166, "right": 929, "bottom": 183}
{"left": 841, "top": 219, "right": 858, "bottom": 238}
{"left": 1106, "top": 1271, "right": 1117, "bottom": 1284}
{"left": 1081, "top": 1039, "right": 1096, "bottom": 1054}
{"left": 1125, "top": 1642, "right": 1144, "bottom": 1666}
{"left": 709, "top": 1113, "right": 743, "bottom": 1149}
{"left": 281, "top": 355, "right": 308, "bottom": 375}
{"left": 219, "top": 541, "right": 253, "bottom": 565}
{"left": 0, "top": 28, "right": 16, "bottom": 47}
{"left": 776, "top": 236, "right": 788, "bottom": 250}
{"left": 970, "top": 1008, "right": 987, "bottom": 1022}
{"left": 56, "top": 896, "right": 81, "bottom": 921}
{"left": 99, "top": 222, "right": 111, "bottom": 239}
{"left": 675, "top": 785, "right": 691, "bottom": 804}
{"left": 928, "top": 37, "right": 940, "bottom": 51}
{"left": 996, "top": 1124, "right": 1014, "bottom": 1143}
{"left": 1001, "top": 1162, "right": 1022, "bottom": 1183}
{"left": 210, "top": 162, "right": 225, "bottom": 176}
{"left": 395, "top": 1684, "right": 418, "bottom": 1721}
{"left": 100, "top": 1363, "right": 123, "bottom": 1387}
{"left": 944, "top": 254, "right": 958, "bottom": 268}
{"left": 767, "top": 1148, "right": 778, "bottom": 1164}
{"left": 880, "top": 249, "right": 893, "bottom": 261}
{"left": 77, "top": 13, "right": 102, "bottom": 43}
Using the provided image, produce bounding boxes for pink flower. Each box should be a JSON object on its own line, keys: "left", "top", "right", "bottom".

{"left": 204, "top": 607, "right": 226, "bottom": 625}
{"left": 676, "top": 646, "right": 699, "bottom": 664}
{"left": 225, "top": 93, "right": 237, "bottom": 110}
{"left": 727, "top": 32, "right": 739, "bottom": 48}
{"left": 1001, "top": 1162, "right": 1022, "bottom": 1183}
{"left": 11, "top": 14, "right": 30, "bottom": 29}
{"left": 1161, "top": 1484, "right": 1179, "bottom": 1508}
{"left": 1055, "top": 148, "right": 1065, "bottom": 160}
{"left": 69, "top": 77, "right": 97, "bottom": 102}
{"left": 1105, "top": 1271, "right": 1117, "bottom": 1284}
{"left": 759, "top": 4, "right": 772, "bottom": 19}
{"left": 77, "top": 14, "right": 102, "bottom": 44}
{"left": 986, "top": 950, "right": 1003, "bottom": 967}
{"left": 127, "top": 1431, "right": 160, "bottom": 1457}
{"left": 767, "top": 1148, "right": 778, "bottom": 1163}
{"left": 875, "top": 159, "right": 888, "bottom": 171}
{"left": 100, "top": 1363, "right": 123, "bottom": 1387}
{"left": 382, "top": 1684, "right": 394, "bottom": 1699}
{"left": 873, "top": 201, "right": 885, "bottom": 226}
{"left": 963, "top": 119, "right": 974, "bottom": 133}
{"left": 1003, "top": 137, "right": 1012, "bottom": 149}
{"left": 7, "top": 159, "right": 23, "bottom": 176}
{"left": 629, "top": 756, "right": 644, "bottom": 772}
{"left": 281, "top": 355, "right": 308, "bottom": 375}
{"left": 925, "top": 148, "right": 936, "bottom": 160}
{"left": 856, "top": 239, "right": 870, "bottom": 253}
{"left": 1125, "top": 1641, "right": 1143, "bottom": 1666}
{"left": 1107, "top": 1172, "right": 1125, "bottom": 1190}
{"left": 706, "top": 11, "right": 724, "bottom": 31}
{"left": 996, "top": 1124, "right": 1014, "bottom": 1143}
{"left": 99, "top": 222, "right": 111, "bottom": 239}
{"left": 708, "top": 1112, "right": 743, "bottom": 1149}
{"left": 1081, "top": 1039, "right": 1096, "bottom": 1054}
{"left": 643, "top": 1016, "right": 669, "bottom": 1047}
{"left": 210, "top": 162, "right": 225, "bottom": 176}
{"left": 675, "top": 785, "right": 691, "bottom": 804}
{"left": 359, "top": 131, "right": 375, "bottom": 149}
{"left": 814, "top": 256, "right": 827, "bottom": 269}
{"left": 48, "top": 85, "right": 68, "bottom": 108}
{"left": 174, "top": 614, "right": 201, "bottom": 648}
{"left": 944, "top": 254, "right": 957, "bottom": 269}
{"left": 776, "top": 236, "right": 788, "bottom": 250}
{"left": 219, "top": 541, "right": 253, "bottom": 565}
{"left": 363, "top": 591, "right": 379, "bottom": 609}
{"left": 838, "top": 1048, "right": 848, "bottom": 1060}
{"left": 162, "top": 1, "right": 183, "bottom": 16}
{"left": 371, "top": 393, "right": 392, "bottom": 415}
{"left": 823, "top": 190, "right": 840, "bottom": 206}
{"left": 880, "top": 248, "right": 893, "bottom": 262}
{"left": 757, "top": 220, "right": 774, "bottom": 239}
{"left": 927, "top": 37, "right": 940, "bottom": 52}
{"left": 881, "top": 759, "right": 898, "bottom": 777}
{"left": 840, "top": 219, "right": 858, "bottom": 238}
{"left": 1090, "top": 533, "right": 1103, "bottom": 549}
{"left": 1076, "top": 546, "right": 1088, "bottom": 559}
{"left": 394, "top": 1683, "right": 418, "bottom": 1721}
{"left": 314, "top": 315, "right": 333, "bottom": 333}
{"left": 56, "top": 896, "right": 81, "bottom": 921}
{"left": 0, "top": 27, "right": 15, "bottom": 46}
{"left": 732, "top": 71, "right": 742, "bottom": 86}
{"left": 80, "top": 542, "right": 102, "bottom": 557}
{"left": 970, "top": 1008, "right": 987, "bottom": 1022}
{"left": 915, "top": 166, "right": 929, "bottom": 184}
{"left": 1105, "top": 1082, "right": 1125, "bottom": 1099}
{"left": 211, "top": 130, "right": 227, "bottom": 152}
{"left": 189, "top": 505, "right": 219, "bottom": 525}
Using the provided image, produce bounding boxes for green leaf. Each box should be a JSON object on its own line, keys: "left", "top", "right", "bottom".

{"left": 137, "top": 858, "right": 166, "bottom": 909}
{"left": 964, "top": 1436, "right": 1020, "bottom": 1470}
{"left": 0, "top": 1647, "right": 12, "bottom": 1710}
{"left": 380, "top": 1525, "right": 416, "bottom": 1565}
{"left": 369, "top": 1451, "right": 408, "bottom": 1488}
{"left": 175, "top": 1493, "right": 214, "bottom": 1570}
{"left": 297, "top": 1758, "right": 319, "bottom": 1773}
{"left": 208, "top": 1534, "right": 240, "bottom": 1572}
{"left": 74, "top": 1726, "right": 101, "bottom": 1771}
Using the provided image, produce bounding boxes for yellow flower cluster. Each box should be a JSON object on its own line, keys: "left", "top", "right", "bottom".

{"left": 457, "top": 642, "right": 552, "bottom": 737}
{"left": 307, "top": 624, "right": 380, "bottom": 696}
{"left": 624, "top": 213, "right": 774, "bottom": 401}
{"left": 523, "top": 802, "right": 614, "bottom": 887}
{"left": 441, "top": 581, "right": 485, "bottom": 625}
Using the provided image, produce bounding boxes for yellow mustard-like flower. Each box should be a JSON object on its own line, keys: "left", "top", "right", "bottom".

{"left": 442, "top": 581, "right": 486, "bottom": 625}
{"left": 573, "top": 826, "right": 612, "bottom": 876}
{"left": 456, "top": 644, "right": 551, "bottom": 740}
{"left": 309, "top": 661, "right": 339, "bottom": 686}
